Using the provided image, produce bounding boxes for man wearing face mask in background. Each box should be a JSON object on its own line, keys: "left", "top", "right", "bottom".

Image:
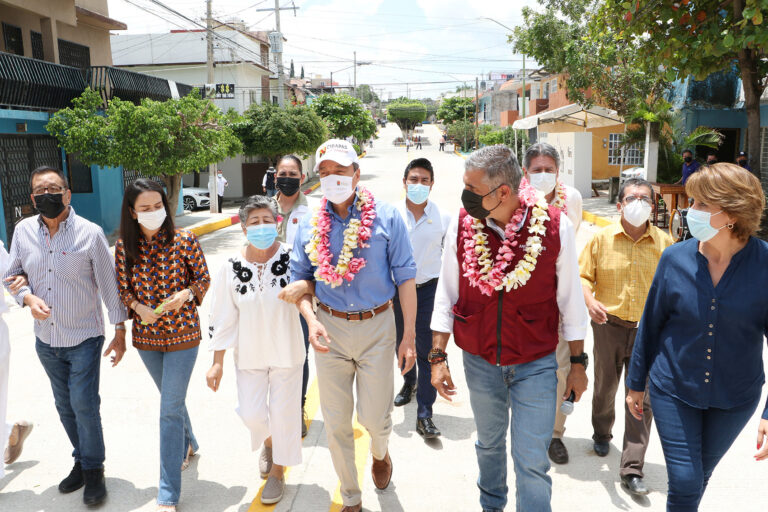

{"left": 679, "top": 149, "right": 700, "bottom": 185}
{"left": 392, "top": 158, "right": 451, "bottom": 440}
{"left": 578, "top": 178, "right": 673, "bottom": 496}
{"left": 289, "top": 139, "right": 417, "bottom": 512}
{"left": 736, "top": 151, "right": 753, "bottom": 172}
{"left": 522, "top": 143, "right": 583, "bottom": 466}
{"left": 3, "top": 166, "right": 128, "bottom": 506}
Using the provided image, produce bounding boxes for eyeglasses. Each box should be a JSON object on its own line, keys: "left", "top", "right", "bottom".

{"left": 32, "top": 186, "right": 66, "bottom": 195}
{"left": 623, "top": 195, "right": 653, "bottom": 205}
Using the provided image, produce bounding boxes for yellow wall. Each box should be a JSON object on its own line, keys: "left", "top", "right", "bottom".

{"left": 539, "top": 122, "right": 623, "bottom": 180}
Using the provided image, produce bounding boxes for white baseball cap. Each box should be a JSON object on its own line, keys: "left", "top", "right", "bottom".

{"left": 313, "top": 139, "right": 359, "bottom": 173}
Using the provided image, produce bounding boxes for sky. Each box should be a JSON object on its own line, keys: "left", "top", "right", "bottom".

{"left": 106, "top": 0, "right": 539, "bottom": 99}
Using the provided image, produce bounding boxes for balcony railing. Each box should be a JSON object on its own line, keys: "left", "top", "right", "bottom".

{"left": 0, "top": 51, "right": 86, "bottom": 109}
{"left": 0, "top": 51, "right": 193, "bottom": 111}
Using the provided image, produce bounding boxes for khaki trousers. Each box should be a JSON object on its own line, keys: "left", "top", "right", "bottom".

{"left": 553, "top": 334, "right": 571, "bottom": 439}
{"left": 315, "top": 308, "right": 396, "bottom": 506}
{"left": 591, "top": 318, "right": 653, "bottom": 477}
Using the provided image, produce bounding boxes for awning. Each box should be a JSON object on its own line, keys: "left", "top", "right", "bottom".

{"left": 512, "top": 103, "right": 623, "bottom": 130}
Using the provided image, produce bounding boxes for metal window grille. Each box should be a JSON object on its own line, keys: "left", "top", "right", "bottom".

{"left": 58, "top": 38, "right": 91, "bottom": 69}
{"left": 2, "top": 23, "right": 23, "bottom": 55}
{"left": 30, "top": 31, "right": 44, "bottom": 60}
{"left": 760, "top": 127, "right": 768, "bottom": 178}
{"left": 551, "top": 79, "right": 558, "bottom": 94}
{"left": 608, "top": 133, "right": 645, "bottom": 166}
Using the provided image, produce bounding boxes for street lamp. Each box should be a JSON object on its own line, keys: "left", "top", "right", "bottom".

{"left": 479, "top": 17, "right": 527, "bottom": 119}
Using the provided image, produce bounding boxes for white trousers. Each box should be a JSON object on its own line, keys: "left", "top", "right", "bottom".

{"left": 235, "top": 365, "right": 303, "bottom": 467}
{"left": 1, "top": 320, "right": 10, "bottom": 478}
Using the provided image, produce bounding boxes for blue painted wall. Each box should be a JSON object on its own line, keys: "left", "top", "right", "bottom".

{"left": 68, "top": 164, "right": 125, "bottom": 238}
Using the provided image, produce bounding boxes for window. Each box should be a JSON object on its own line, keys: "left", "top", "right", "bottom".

{"left": 272, "top": 95, "right": 278, "bottom": 105}
{"left": 58, "top": 39, "right": 90, "bottom": 68}
{"left": 2, "top": 23, "right": 23, "bottom": 55}
{"left": 31, "top": 31, "right": 44, "bottom": 60}
{"left": 551, "top": 78, "right": 558, "bottom": 94}
{"left": 543, "top": 82, "right": 550, "bottom": 99}
{"left": 608, "top": 133, "right": 645, "bottom": 166}
{"left": 66, "top": 153, "right": 93, "bottom": 194}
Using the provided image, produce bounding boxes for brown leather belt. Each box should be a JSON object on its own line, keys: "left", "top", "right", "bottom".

{"left": 606, "top": 314, "right": 638, "bottom": 329}
{"left": 317, "top": 301, "right": 392, "bottom": 321}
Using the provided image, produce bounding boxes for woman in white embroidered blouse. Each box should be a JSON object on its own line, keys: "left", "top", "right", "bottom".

{"left": 206, "top": 196, "right": 307, "bottom": 505}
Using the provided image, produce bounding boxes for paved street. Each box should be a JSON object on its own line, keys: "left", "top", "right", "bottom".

{"left": 2, "top": 123, "right": 767, "bottom": 511}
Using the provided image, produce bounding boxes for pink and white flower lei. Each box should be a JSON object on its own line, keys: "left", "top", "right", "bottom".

{"left": 305, "top": 187, "right": 376, "bottom": 288}
{"left": 551, "top": 180, "right": 567, "bottom": 214}
{"left": 461, "top": 178, "right": 550, "bottom": 296}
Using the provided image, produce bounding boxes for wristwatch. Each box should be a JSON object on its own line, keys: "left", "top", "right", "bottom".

{"left": 428, "top": 348, "right": 448, "bottom": 365}
{"left": 570, "top": 353, "right": 589, "bottom": 370}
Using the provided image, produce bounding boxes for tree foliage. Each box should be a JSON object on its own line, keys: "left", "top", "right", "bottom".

{"left": 46, "top": 88, "right": 241, "bottom": 211}
{"left": 234, "top": 102, "right": 328, "bottom": 164}
{"left": 478, "top": 126, "right": 530, "bottom": 163}
{"left": 355, "top": 84, "right": 379, "bottom": 105}
{"left": 447, "top": 120, "right": 483, "bottom": 152}
{"left": 386, "top": 99, "right": 427, "bottom": 134}
{"left": 437, "top": 96, "right": 475, "bottom": 124}
{"left": 311, "top": 93, "right": 377, "bottom": 142}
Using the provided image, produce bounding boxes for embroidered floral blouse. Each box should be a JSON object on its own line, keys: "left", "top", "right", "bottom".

{"left": 115, "top": 229, "right": 210, "bottom": 352}
{"left": 209, "top": 244, "right": 305, "bottom": 370}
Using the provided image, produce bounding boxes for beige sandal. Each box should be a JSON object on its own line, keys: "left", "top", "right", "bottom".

{"left": 180, "top": 444, "right": 195, "bottom": 471}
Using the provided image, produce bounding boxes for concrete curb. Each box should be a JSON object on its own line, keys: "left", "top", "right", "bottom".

{"left": 454, "top": 147, "right": 468, "bottom": 159}
{"left": 187, "top": 214, "right": 240, "bottom": 237}
{"left": 582, "top": 210, "right": 613, "bottom": 227}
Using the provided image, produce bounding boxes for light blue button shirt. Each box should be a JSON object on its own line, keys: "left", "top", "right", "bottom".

{"left": 395, "top": 200, "right": 452, "bottom": 285}
{"left": 291, "top": 192, "right": 417, "bottom": 312}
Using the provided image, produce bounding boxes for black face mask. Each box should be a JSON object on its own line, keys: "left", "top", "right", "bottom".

{"left": 34, "top": 193, "right": 66, "bottom": 219}
{"left": 683, "top": 156, "right": 693, "bottom": 163}
{"left": 276, "top": 177, "right": 301, "bottom": 197}
{"left": 738, "top": 159, "right": 748, "bottom": 167}
{"left": 461, "top": 186, "right": 501, "bottom": 219}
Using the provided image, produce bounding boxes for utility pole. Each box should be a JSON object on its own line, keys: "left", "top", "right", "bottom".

{"left": 206, "top": 0, "right": 218, "bottom": 214}
{"left": 255, "top": 2, "right": 300, "bottom": 107}
{"left": 475, "top": 76, "right": 479, "bottom": 150}
{"left": 521, "top": 54, "right": 527, "bottom": 118}
{"left": 353, "top": 51, "right": 357, "bottom": 97}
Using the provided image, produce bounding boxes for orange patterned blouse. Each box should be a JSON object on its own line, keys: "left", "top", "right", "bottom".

{"left": 115, "top": 229, "right": 210, "bottom": 352}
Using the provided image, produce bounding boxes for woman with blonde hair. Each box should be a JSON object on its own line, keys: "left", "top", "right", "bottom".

{"left": 626, "top": 163, "right": 768, "bottom": 511}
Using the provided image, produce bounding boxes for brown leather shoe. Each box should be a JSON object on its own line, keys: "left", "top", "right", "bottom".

{"left": 371, "top": 451, "right": 392, "bottom": 490}
{"left": 340, "top": 504, "right": 362, "bottom": 512}
{"left": 4, "top": 421, "right": 33, "bottom": 464}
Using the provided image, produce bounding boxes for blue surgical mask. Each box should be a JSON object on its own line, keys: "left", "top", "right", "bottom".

{"left": 406, "top": 183, "right": 430, "bottom": 205}
{"left": 686, "top": 208, "right": 725, "bottom": 242}
{"left": 246, "top": 224, "right": 278, "bottom": 249}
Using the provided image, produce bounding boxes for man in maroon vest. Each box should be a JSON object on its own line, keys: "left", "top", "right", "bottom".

{"left": 430, "top": 145, "right": 588, "bottom": 512}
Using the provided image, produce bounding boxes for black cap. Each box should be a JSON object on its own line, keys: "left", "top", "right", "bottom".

{"left": 738, "top": 151, "right": 747, "bottom": 157}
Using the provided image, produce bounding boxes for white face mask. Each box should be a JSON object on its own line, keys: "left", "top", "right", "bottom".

{"left": 622, "top": 201, "right": 652, "bottom": 227}
{"left": 136, "top": 208, "right": 167, "bottom": 231}
{"left": 320, "top": 174, "right": 354, "bottom": 204}
{"left": 528, "top": 172, "right": 557, "bottom": 195}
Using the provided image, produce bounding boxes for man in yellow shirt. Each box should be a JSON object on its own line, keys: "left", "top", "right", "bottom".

{"left": 579, "top": 178, "right": 673, "bottom": 496}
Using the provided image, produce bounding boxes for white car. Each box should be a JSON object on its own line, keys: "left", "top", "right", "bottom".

{"left": 183, "top": 187, "right": 210, "bottom": 211}
{"left": 621, "top": 166, "right": 646, "bottom": 181}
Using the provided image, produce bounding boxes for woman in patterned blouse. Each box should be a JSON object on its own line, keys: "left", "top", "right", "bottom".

{"left": 206, "top": 195, "right": 307, "bottom": 505}
{"left": 115, "top": 179, "right": 210, "bottom": 512}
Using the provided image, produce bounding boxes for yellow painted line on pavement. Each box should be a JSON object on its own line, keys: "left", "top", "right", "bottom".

{"left": 188, "top": 214, "right": 239, "bottom": 237}
{"left": 582, "top": 210, "right": 613, "bottom": 228}
{"left": 246, "top": 378, "right": 321, "bottom": 511}
{"left": 454, "top": 147, "right": 467, "bottom": 159}
{"left": 329, "top": 415, "right": 370, "bottom": 512}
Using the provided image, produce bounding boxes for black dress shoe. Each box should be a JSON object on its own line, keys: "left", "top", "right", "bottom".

{"left": 593, "top": 440, "right": 610, "bottom": 457}
{"left": 416, "top": 418, "right": 441, "bottom": 439}
{"left": 82, "top": 468, "right": 107, "bottom": 505}
{"left": 621, "top": 474, "right": 649, "bottom": 496}
{"left": 548, "top": 438, "right": 569, "bottom": 464}
{"left": 59, "top": 461, "right": 84, "bottom": 493}
{"left": 393, "top": 383, "right": 416, "bottom": 407}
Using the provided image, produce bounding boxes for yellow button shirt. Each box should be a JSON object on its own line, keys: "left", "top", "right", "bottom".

{"left": 579, "top": 221, "right": 673, "bottom": 323}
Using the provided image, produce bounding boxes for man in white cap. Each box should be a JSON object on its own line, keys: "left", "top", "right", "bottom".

{"left": 289, "top": 139, "right": 417, "bottom": 512}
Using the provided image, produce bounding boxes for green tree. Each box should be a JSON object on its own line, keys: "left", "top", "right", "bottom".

{"left": 234, "top": 102, "right": 328, "bottom": 165}
{"left": 46, "top": 88, "right": 241, "bottom": 211}
{"left": 478, "top": 126, "right": 530, "bottom": 163}
{"left": 437, "top": 96, "right": 476, "bottom": 124}
{"left": 386, "top": 99, "right": 427, "bottom": 136}
{"left": 300, "top": 66, "right": 304, "bottom": 79}
{"left": 355, "top": 84, "right": 379, "bottom": 105}
{"left": 311, "top": 93, "right": 377, "bottom": 142}
{"left": 290, "top": 59, "right": 295, "bottom": 78}
{"left": 447, "top": 120, "right": 478, "bottom": 152}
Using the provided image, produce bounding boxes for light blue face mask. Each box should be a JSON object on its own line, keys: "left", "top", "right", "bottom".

{"left": 406, "top": 183, "right": 430, "bottom": 205}
{"left": 686, "top": 208, "right": 725, "bottom": 242}
{"left": 246, "top": 224, "right": 278, "bottom": 249}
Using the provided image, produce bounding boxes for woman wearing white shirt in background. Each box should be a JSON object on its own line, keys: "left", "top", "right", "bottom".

{"left": 522, "top": 142, "right": 584, "bottom": 466}
{"left": 206, "top": 195, "right": 307, "bottom": 506}
{"left": 1, "top": 241, "right": 32, "bottom": 476}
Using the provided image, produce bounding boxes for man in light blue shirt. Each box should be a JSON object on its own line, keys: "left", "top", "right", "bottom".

{"left": 393, "top": 158, "right": 451, "bottom": 440}
{"left": 290, "top": 139, "right": 417, "bottom": 512}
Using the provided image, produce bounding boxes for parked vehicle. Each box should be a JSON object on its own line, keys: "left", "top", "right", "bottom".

{"left": 183, "top": 187, "right": 210, "bottom": 211}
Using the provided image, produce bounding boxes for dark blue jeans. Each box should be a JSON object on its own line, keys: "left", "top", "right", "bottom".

{"left": 36, "top": 336, "right": 105, "bottom": 470}
{"left": 301, "top": 314, "right": 310, "bottom": 406}
{"left": 394, "top": 280, "right": 437, "bottom": 419}
{"left": 650, "top": 382, "right": 760, "bottom": 512}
